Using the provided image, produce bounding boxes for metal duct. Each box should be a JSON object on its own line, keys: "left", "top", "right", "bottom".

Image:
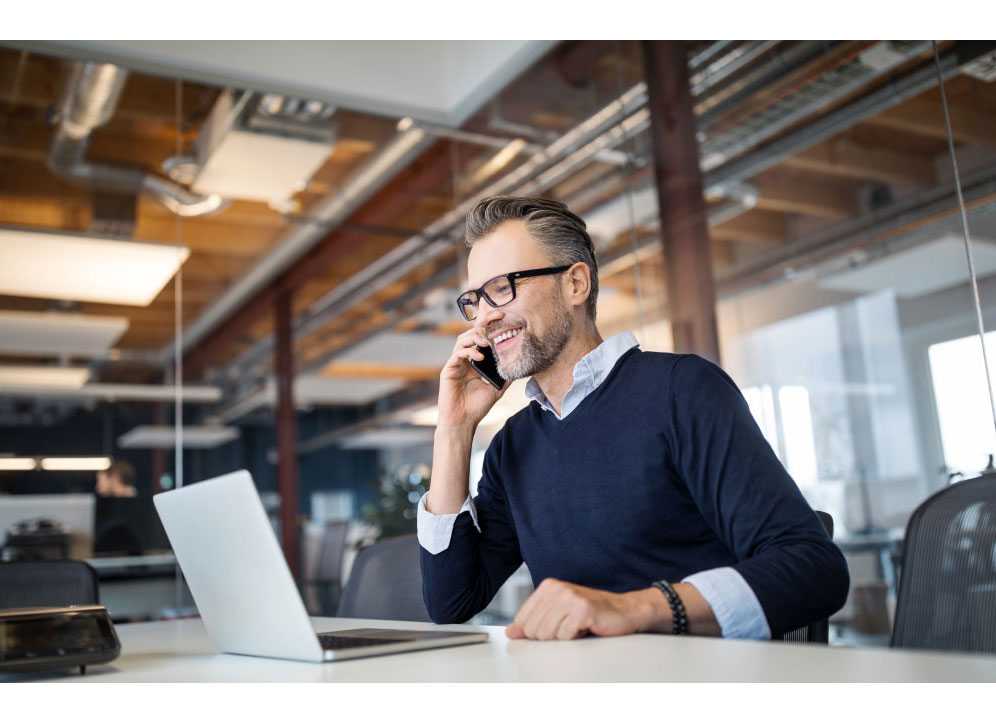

{"left": 47, "top": 61, "right": 225, "bottom": 218}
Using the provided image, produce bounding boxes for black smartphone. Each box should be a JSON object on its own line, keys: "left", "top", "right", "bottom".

{"left": 470, "top": 345, "right": 506, "bottom": 390}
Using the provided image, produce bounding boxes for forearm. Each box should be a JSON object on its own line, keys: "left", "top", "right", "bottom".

{"left": 629, "top": 582, "right": 722, "bottom": 636}
{"left": 427, "top": 425, "right": 476, "bottom": 514}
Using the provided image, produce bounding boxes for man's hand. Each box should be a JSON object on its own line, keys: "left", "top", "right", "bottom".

{"left": 426, "top": 328, "right": 506, "bottom": 516}
{"left": 506, "top": 578, "right": 671, "bottom": 640}
{"left": 437, "top": 328, "right": 505, "bottom": 430}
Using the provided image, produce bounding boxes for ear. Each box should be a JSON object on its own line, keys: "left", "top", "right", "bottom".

{"left": 563, "top": 262, "right": 591, "bottom": 309}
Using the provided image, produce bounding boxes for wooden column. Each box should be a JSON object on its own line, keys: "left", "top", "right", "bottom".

{"left": 274, "top": 290, "right": 300, "bottom": 578}
{"left": 642, "top": 40, "right": 721, "bottom": 363}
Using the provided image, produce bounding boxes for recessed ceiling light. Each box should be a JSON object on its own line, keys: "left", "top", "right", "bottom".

{"left": 0, "top": 366, "right": 90, "bottom": 389}
{"left": 40, "top": 457, "right": 111, "bottom": 471}
{"left": 0, "top": 227, "right": 189, "bottom": 306}
{"left": 0, "top": 457, "right": 37, "bottom": 471}
{"left": 117, "top": 425, "right": 240, "bottom": 449}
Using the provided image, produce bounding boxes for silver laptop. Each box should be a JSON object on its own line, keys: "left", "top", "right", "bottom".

{"left": 153, "top": 470, "right": 487, "bottom": 662}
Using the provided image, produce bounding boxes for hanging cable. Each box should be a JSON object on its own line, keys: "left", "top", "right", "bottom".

{"left": 932, "top": 41, "right": 996, "bottom": 439}
{"left": 173, "top": 77, "right": 186, "bottom": 612}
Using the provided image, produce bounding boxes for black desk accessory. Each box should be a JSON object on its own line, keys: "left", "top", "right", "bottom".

{"left": 0, "top": 605, "right": 120, "bottom": 675}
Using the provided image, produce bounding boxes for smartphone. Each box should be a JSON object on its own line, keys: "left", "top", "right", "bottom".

{"left": 470, "top": 345, "right": 506, "bottom": 390}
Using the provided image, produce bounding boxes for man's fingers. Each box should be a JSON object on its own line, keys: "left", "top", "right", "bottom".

{"left": 505, "top": 622, "right": 525, "bottom": 639}
{"left": 534, "top": 609, "right": 570, "bottom": 641}
{"left": 555, "top": 613, "right": 587, "bottom": 641}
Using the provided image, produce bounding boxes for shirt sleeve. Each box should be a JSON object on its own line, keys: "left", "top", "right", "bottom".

{"left": 419, "top": 430, "right": 524, "bottom": 624}
{"left": 682, "top": 567, "right": 771, "bottom": 639}
{"left": 416, "top": 493, "right": 479, "bottom": 555}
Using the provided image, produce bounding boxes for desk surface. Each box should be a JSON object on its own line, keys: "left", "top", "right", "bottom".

{"left": 6, "top": 617, "right": 996, "bottom": 683}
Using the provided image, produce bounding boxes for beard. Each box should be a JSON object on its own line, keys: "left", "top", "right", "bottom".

{"left": 492, "top": 296, "right": 574, "bottom": 382}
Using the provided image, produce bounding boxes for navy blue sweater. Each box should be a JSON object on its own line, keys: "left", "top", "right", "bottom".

{"left": 420, "top": 349, "right": 850, "bottom": 636}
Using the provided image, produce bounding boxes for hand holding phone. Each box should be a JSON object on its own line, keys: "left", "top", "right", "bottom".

{"left": 471, "top": 344, "right": 507, "bottom": 390}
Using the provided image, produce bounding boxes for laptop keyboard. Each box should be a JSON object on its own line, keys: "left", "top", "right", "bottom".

{"left": 317, "top": 633, "right": 410, "bottom": 650}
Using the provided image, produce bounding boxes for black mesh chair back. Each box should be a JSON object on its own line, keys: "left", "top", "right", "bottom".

{"left": 337, "top": 534, "right": 431, "bottom": 622}
{"left": 0, "top": 560, "right": 99, "bottom": 609}
{"left": 891, "top": 475, "right": 996, "bottom": 654}
{"left": 780, "top": 510, "right": 834, "bottom": 643}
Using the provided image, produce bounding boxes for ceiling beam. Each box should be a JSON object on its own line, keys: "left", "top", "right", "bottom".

{"left": 754, "top": 174, "right": 859, "bottom": 218}
{"left": 710, "top": 210, "right": 790, "bottom": 245}
{"left": 782, "top": 138, "right": 936, "bottom": 187}
{"left": 319, "top": 361, "right": 440, "bottom": 382}
{"left": 863, "top": 95, "right": 988, "bottom": 145}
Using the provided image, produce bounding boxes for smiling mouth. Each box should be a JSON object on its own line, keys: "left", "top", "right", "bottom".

{"left": 491, "top": 327, "right": 523, "bottom": 350}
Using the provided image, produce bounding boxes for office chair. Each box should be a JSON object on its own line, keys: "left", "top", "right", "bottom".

{"left": 337, "top": 534, "right": 432, "bottom": 622}
{"left": 0, "top": 560, "right": 100, "bottom": 609}
{"left": 304, "top": 520, "right": 350, "bottom": 616}
{"left": 891, "top": 474, "right": 996, "bottom": 654}
{"left": 779, "top": 510, "right": 834, "bottom": 644}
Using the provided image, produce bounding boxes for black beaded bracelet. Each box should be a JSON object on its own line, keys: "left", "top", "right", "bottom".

{"left": 652, "top": 580, "right": 688, "bottom": 635}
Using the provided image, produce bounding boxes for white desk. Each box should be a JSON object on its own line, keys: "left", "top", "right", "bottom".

{"left": 6, "top": 617, "right": 996, "bottom": 682}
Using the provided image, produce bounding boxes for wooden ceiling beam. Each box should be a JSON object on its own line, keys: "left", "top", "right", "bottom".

{"left": 782, "top": 138, "right": 936, "bottom": 186}
{"left": 863, "top": 95, "right": 988, "bottom": 145}
{"left": 710, "top": 210, "right": 790, "bottom": 244}
{"left": 753, "top": 174, "right": 859, "bottom": 218}
{"left": 319, "top": 361, "right": 440, "bottom": 381}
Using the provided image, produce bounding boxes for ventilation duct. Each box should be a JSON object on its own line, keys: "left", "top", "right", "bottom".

{"left": 47, "top": 61, "right": 225, "bottom": 217}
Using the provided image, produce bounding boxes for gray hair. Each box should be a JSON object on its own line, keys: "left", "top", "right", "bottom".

{"left": 465, "top": 196, "right": 599, "bottom": 320}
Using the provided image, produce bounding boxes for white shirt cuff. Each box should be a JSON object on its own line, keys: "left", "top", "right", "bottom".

{"left": 416, "top": 492, "right": 479, "bottom": 555}
{"left": 682, "top": 567, "right": 771, "bottom": 639}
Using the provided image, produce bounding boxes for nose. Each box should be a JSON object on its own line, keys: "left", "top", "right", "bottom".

{"left": 474, "top": 301, "right": 503, "bottom": 333}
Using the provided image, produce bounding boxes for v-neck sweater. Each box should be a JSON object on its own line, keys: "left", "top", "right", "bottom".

{"left": 420, "top": 348, "right": 850, "bottom": 637}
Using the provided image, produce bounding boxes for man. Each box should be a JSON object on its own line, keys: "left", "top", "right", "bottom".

{"left": 95, "top": 459, "right": 138, "bottom": 498}
{"left": 418, "top": 196, "right": 849, "bottom": 640}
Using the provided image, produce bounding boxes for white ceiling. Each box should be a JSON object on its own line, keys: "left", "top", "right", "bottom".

{"left": 17, "top": 40, "right": 557, "bottom": 126}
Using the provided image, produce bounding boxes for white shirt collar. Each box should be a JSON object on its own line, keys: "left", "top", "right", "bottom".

{"left": 524, "top": 330, "right": 639, "bottom": 419}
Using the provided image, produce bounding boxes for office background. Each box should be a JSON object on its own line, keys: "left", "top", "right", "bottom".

{"left": 1, "top": 39, "right": 995, "bottom": 646}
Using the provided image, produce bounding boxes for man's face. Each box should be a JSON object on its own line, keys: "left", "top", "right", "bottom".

{"left": 467, "top": 220, "right": 574, "bottom": 381}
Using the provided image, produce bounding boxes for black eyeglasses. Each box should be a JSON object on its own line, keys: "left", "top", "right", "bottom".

{"left": 456, "top": 265, "right": 572, "bottom": 321}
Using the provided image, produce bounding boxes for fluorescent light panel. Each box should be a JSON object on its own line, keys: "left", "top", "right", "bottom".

{"left": 0, "top": 383, "right": 221, "bottom": 403}
{"left": 118, "top": 425, "right": 239, "bottom": 449}
{"left": 0, "top": 457, "right": 37, "bottom": 471}
{"left": 0, "top": 310, "right": 128, "bottom": 358}
{"left": 40, "top": 457, "right": 111, "bottom": 471}
{"left": 0, "top": 228, "right": 189, "bottom": 306}
{"left": 192, "top": 130, "right": 333, "bottom": 203}
{"left": 338, "top": 427, "right": 436, "bottom": 450}
{"left": 0, "top": 366, "right": 90, "bottom": 388}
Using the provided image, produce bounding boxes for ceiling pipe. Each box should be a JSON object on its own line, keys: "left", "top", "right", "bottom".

{"left": 703, "top": 41, "right": 996, "bottom": 192}
{"left": 47, "top": 61, "right": 225, "bottom": 218}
